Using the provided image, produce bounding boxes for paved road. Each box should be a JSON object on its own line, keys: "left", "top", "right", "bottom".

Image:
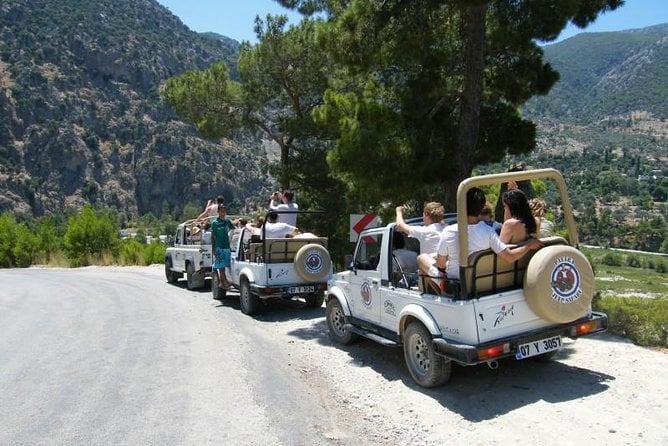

{"left": 0, "top": 266, "right": 350, "bottom": 445}
{"left": 1, "top": 266, "right": 667, "bottom": 446}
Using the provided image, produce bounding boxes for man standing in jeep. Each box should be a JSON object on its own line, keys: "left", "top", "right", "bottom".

{"left": 211, "top": 204, "right": 234, "bottom": 295}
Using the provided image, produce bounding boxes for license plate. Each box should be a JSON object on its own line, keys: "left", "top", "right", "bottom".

{"left": 515, "top": 336, "right": 562, "bottom": 360}
{"left": 288, "top": 285, "right": 315, "bottom": 294}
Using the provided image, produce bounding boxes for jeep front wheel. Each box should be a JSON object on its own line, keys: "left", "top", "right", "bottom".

{"left": 403, "top": 321, "right": 451, "bottom": 388}
{"left": 326, "top": 298, "right": 358, "bottom": 345}
{"left": 239, "top": 277, "right": 261, "bottom": 315}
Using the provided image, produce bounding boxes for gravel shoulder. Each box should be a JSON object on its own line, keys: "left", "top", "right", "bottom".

{"left": 0, "top": 265, "right": 666, "bottom": 445}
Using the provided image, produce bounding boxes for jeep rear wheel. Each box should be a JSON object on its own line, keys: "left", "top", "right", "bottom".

{"left": 211, "top": 272, "right": 226, "bottom": 301}
{"left": 165, "top": 257, "right": 180, "bottom": 283}
{"left": 305, "top": 292, "right": 325, "bottom": 308}
{"left": 239, "top": 277, "right": 261, "bottom": 315}
{"left": 403, "top": 322, "right": 451, "bottom": 388}
{"left": 186, "top": 262, "right": 197, "bottom": 290}
{"left": 326, "top": 298, "right": 358, "bottom": 345}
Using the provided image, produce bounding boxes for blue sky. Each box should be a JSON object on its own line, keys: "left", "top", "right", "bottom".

{"left": 156, "top": 0, "right": 667, "bottom": 43}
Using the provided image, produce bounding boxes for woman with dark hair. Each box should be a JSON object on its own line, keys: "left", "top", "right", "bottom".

{"left": 499, "top": 188, "right": 537, "bottom": 244}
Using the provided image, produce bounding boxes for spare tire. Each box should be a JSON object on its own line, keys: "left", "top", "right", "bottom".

{"left": 524, "top": 245, "right": 595, "bottom": 324}
{"left": 294, "top": 244, "right": 331, "bottom": 282}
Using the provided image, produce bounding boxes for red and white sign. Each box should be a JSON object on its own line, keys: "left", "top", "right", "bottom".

{"left": 350, "top": 214, "right": 379, "bottom": 242}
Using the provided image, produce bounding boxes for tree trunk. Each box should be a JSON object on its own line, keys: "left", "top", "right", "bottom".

{"left": 444, "top": 3, "right": 486, "bottom": 211}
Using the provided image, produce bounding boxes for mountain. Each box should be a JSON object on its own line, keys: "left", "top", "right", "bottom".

{"left": 0, "top": 0, "right": 270, "bottom": 218}
{"left": 520, "top": 23, "right": 668, "bottom": 169}
{"left": 526, "top": 24, "right": 668, "bottom": 124}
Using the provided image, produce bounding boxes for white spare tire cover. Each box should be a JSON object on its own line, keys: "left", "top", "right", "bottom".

{"left": 524, "top": 245, "right": 594, "bottom": 324}
{"left": 295, "top": 244, "right": 331, "bottom": 282}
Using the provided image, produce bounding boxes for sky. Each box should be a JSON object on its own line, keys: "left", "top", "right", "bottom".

{"left": 155, "top": 0, "right": 668, "bottom": 44}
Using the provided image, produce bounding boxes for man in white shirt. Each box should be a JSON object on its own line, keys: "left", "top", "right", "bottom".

{"left": 395, "top": 202, "right": 445, "bottom": 255}
{"left": 263, "top": 211, "right": 299, "bottom": 238}
{"left": 269, "top": 190, "right": 298, "bottom": 226}
{"left": 418, "top": 188, "right": 542, "bottom": 288}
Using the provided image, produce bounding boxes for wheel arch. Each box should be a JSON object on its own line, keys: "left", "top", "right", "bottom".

{"left": 325, "top": 287, "right": 352, "bottom": 316}
{"left": 399, "top": 304, "right": 441, "bottom": 339}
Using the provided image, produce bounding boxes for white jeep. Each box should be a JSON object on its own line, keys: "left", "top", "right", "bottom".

{"left": 214, "top": 210, "right": 333, "bottom": 315}
{"left": 325, "top": 168, "right": 608, "bottom": 387}
{"left": 164, "top": 219, "right": 212, "bottom": 290}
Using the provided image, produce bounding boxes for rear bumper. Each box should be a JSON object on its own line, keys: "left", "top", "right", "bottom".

{"left": 433, "top": 311, "right": 608, "bottom": 365}
{"left": 251, "top": 282, "right": 328, "bottom": 299}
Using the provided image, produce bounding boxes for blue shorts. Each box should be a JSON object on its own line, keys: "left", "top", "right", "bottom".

{"left": 213, "top": 248, "right": 231, "bottom": 269}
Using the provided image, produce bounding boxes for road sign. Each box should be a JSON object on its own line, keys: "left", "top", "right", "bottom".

{"left": 350, "top": 214, "right": 379, "bottom": 242}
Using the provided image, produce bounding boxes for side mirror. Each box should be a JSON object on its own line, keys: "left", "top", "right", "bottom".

{"left": 344, "top": 254, "right": 354, "bottom": 270}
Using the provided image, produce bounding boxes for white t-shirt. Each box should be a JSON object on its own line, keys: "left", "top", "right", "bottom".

{"left": 270, "top": 202, "right": 299, "bottom": 226}
{"left": 263, "top": 221, "right": 296, "bottom": 238}
{"left": 437, "top": 221, "right": 508, "bottom": 278}
{"left": 408, "top": 222, "right": 445, "bottom": 254}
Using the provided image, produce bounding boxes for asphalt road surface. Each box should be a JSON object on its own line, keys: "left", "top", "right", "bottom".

{"left": 0, "top": 266, "right": 666, "bottom": 445}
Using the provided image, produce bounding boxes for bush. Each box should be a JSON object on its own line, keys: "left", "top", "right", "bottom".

{"left": 117, "top": 238, "right": 145, "bottom": 265}
{"left": 594, "top": 296, "right": 668, "bottom": 347}
{"left": 625, "top": 254, "right": 641, "bottom": 268}
{"left": 601, "top": 252, "right": 623, "bottom": 266}
{"left": 64, "top": 205, "right": 118, "bottom": 266}
{"left": 144, "top": 242, "right": 166, "bottom": 265}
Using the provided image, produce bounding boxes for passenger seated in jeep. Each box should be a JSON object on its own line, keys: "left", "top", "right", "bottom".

{"left": 417, "top": 187, "right": 542, "bottom": 291}
{"left": 263, "top": 211, "right": 299, "bottom": 238}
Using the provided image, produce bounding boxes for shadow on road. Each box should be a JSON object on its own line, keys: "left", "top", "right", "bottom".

{"left": 287, "top": 322, "right": 614, "bottom": 421}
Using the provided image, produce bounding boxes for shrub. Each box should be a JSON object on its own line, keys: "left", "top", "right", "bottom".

{"left": 594, "top": 296, "right": 668, "bottom": 347}
{"left": 64, "top": 205, "right": 118, "bottom": 266}
{"left": 117, "top": 238, "right": 145, "bottom": 265}
{"left": 144, "top": 242, "right": 166, "bottom": 265}
{"left": 625, "top": 254, "right": 641, "bottom": 268}
{"left": 601, "top": 252, "right": 623, "bottom": 266}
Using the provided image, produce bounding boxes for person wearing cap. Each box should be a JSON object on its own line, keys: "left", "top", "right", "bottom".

{"left": 211, "top": 204, "right": 234, "bottom": 293}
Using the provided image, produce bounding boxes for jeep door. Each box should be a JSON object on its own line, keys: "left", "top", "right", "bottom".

{"left": 348, "top": 231, "right": 384, "bottom": 323}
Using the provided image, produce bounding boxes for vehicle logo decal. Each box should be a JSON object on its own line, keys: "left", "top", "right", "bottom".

{"left": 361, "top": 281, "right": 372, "bottom": 308}
{"left": 493, "top": 304, "right": 514, "bottom": 327}
{"left": 550, "top": 256, "right": 583, "bottom": 303}
{"left": 383, "top": 299, "right": 396, "bottom": 316}
{"left": 304, "top": 250, "right": 324, "bottom": 274}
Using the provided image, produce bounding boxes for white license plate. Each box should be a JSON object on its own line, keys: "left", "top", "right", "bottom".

{"left": 288, "top": 286, "right": 315, "bottom": 294}
{"left": 515, "top": 336, "right": 562, "bottom": 360}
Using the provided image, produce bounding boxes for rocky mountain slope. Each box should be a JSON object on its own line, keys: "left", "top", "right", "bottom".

{"left": 0, "top": 0, "right": 269, "bottom": 217}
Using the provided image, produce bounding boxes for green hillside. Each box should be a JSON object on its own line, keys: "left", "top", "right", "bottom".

{"left": 525, "top": 23, "right": 668, "bottom": 123}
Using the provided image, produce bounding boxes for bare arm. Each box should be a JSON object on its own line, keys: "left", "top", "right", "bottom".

{"left": 395, "top": 206, "right": 411, "bottom": 234}
{"left": 497, "top": 238, "right": 542, "bottom": 263}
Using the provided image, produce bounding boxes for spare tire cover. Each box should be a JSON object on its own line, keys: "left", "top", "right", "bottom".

{"left": 524, "top": 245, "right": 594, "bottom": 324}
{"left": 294, "top": 244, "right": 331, "bottom": 282}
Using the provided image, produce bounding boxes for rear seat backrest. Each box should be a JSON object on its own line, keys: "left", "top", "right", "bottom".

{"left": 465, "top": 236, "right": 568, "bottom": 298}
{"left": 248, "top": 237, "right": 328, "bottom": 263}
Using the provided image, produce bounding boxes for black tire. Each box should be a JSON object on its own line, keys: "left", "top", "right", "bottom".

{"left": 326, "top": 298, "right": 358, "bottom": 345}
{"left": 211, "top": 273, "right": 226, "bottom": 300}
{"left": 239, "top": 277, "right": 261, "bottom": 315}
{"left": 305, "top": 292, "right": 325, "bottom": 308}
{"left": 294, "top": 244, "right": 331, "bottom": 282}
{"left": 403, "top": 322, "right": 451, "bottom": 388}
{"left": 165, "top": 257, "right": 179, "bottom": 283}
{"left": 186, "top": 262, "right": 197, "bottom": 290}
